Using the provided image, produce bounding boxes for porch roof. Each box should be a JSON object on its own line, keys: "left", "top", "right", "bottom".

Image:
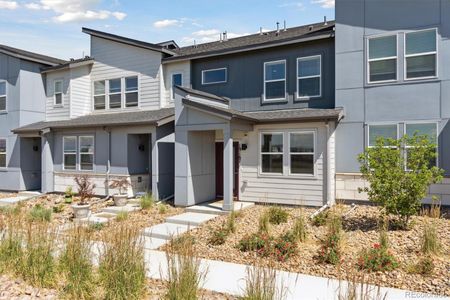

{"left": 12, "top": 108, "right": 174, "bottom": 134}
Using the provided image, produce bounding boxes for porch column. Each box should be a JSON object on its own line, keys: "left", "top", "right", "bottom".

{"left": 41, "top": 132, "right": 54, "bottom": 194}
{"left": 151, "top": 130, "right": 159, "bottom": 200}
{"left": 223, "top": 127, "right": 233, "bottom": 211}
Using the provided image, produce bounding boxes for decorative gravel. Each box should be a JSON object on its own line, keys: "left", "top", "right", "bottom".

{"left": 173, "top": 204, "right": 450, "bottom": 296}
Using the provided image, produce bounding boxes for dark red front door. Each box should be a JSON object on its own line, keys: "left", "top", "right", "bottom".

{"left": 215, "top": 142, "right": 239, "bottom": 200}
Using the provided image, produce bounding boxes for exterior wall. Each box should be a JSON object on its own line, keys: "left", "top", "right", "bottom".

{"left": 90, "top": 36, "right": 163, "bottom": 111}
{"left": 70, "top": 65, "right": 92, "bottom": 118}
{"left": 45, "top": 69, "right": 71, "bottom": 121}
{"left": 190, "top": 39, "right": 335, "bottom": 112}
{"left": 162, "top": 60, "right": 191, "bottom": 107}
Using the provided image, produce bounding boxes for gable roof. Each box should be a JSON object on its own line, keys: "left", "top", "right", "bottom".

{"left": 0, "top": 44, "right": 66, "bottom": 66}
{"left": 82, "top": 27, "right": 177, "bottom": 55}
{"left": 164, "top": 21, "right": 335, "bottom": 62}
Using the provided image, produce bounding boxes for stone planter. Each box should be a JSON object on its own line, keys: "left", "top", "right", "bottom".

{"left": 72, "top": 204, "right": 91, "bottom": 219}
{"left": 113, "top": 194, "right": 128, "bottom": 207}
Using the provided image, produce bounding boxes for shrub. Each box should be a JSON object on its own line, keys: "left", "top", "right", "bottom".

{"left": 115, "top": 211, "right": 128, "bottom": 222}
{"left": 311, "top": 210, "right": 329, "bottom": 226}
{"left": 52, "top": 203, "right": 65, "bottom": 213}
{"left": 158, "top": 203, "right": 168, "bottom": 214}
{"left": 267, "top": 207, "right": 289, "bottom": 225}
{"left": 64, "top": 186, "right": 74, "bottom": 204}
{"left": 358, "top": 134, "right": 444, "bottom": 228}
{"left": 241, "top": 263, "right": 283, "bottom": 300}
{"left": 99, "top": 223, "right": 146, "bottom": 300}
{"left": 109, "top": 178, "right": 131, "bottom": 195}
{"left": 74, "top": 175, "right": 96, "bottom": 205}
{"left": 272, "top": 237, "right": 296, "bottom": 262}
{"left": 238, "top": 233, "right": 273, "bottom": 256}
{"left": 317, "top": 213, "right": 343, "bottom": 265}
{"left": 139, "top": 193, "right": 155, "bottom": 210}
{"left": 408, "top": 256, "right": 434, "bottom": 275}
{"left": 28, "top": 204, "right": 52, "bottom": 222}
{"left": 208, "top": 227, "right": 229, "bottom": 246}
{"left": 225, "top": 210, "right": 237, "bottom": 234}
{"left": 421, "top": 220, "right": 441, "bottom": 255}
{"left": 258, "top": 213, "right": 270, "bottom": 234}
{"left": 59, "top": 225, "right": 95, "bottom": 299}
{"left": 89, "top": 222, "right": 105, "bottom": 231}
{"left": 291, "top": 215, "right": 307, "bottom": 242}
{"left": 357, "top": 243, "right": 398, "bottom": 272}
{"left": 165, "top": 233, "right": 206, "bottom": 300}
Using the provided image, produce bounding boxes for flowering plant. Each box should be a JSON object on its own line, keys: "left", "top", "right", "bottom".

{"left": 357, "top": 243, "right": 398, "bottom": 272}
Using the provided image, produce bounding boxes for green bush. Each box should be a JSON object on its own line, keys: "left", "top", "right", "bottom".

{"left": 208, "top": 227, "right": 229, "bottom": 246}
{"left": 311, "top": 210, "right": 329, "bottom": 226}
{"left": 357, "top": 243, "right": 398, "bottom": 272}
{"left": 28, "top": 204, "right": 52, "bottom": 222}
{"left": 115, "top": 211, "right": 128, "bottom": 222}
{"left": 139, "top": 193, "right": 155, "bottom": 210}
{"left": 316, "top": 213, "right": 343, "bottom": 265}
{"left": 272, "top": 237, "right": 296, "bottom": 262}
{"left": 158, "top": 203, "right": 168, "bottom": 214}
{"left": 52, "top": 203, "right": 65, "bottom": 213}
{"left": 89, "top": 222, "right": 105, "bottom": 231}
{"left": 408, "top": 256, "right": 434, "bottom": 275}
{"left": 267, "top": 207, "right": 289, "bottom": 225}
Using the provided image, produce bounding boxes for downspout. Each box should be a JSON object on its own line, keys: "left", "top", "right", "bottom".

{"left": 326, "top": 121, "right": 332, "bottom": 206}
{"left": 105, "top": 128, "right": 111, "bottom": 197}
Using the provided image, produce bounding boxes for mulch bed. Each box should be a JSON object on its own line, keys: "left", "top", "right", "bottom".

{"left": 170, "top": 204, "right": 450, "bottom": 296}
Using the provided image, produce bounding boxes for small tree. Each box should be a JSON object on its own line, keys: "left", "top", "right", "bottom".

{"left": 109, "top": 178, "right": 131, "bottom": 195}
{"left": 358, "top": 134, "right": 443, "bottom": 228}
{"left": 74, "top": 175, "right": 96, "bottom": 206}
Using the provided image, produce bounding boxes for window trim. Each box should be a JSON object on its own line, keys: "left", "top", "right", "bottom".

{"left": 171, "top": 72, "right": 183, "bottom": 100}
{"left": 201, "top": 67, "right": 227, "bottom": 85}
{"left": 403, "top": 121, "right": 439, "bottom": 169}
{"left": 0, "top": 80, "right": 6, "bottom": 113}
{"left": 53, "top": 79, "right": 63, "bottom": 107}
{"left": 403, "top": 28, "right": 438, "bottom": 81}
{"left": 366, "top": 34, "right": 398, "bottom": 84}
{"left": 78, "top": 135, "right": 95, "bottom": 171}
{"left": 62, "top": 136, "right": 77, "bottom": 171}
{"left": 93, "top": 80, "right": 106, "bottom": 111}
{"left": 263, "top": 60, "right": 287, "bottom": 102}
{"left": 288, "top": 131, "right": 316, "bottom": 177}
{"left": 0, "top": 137, "right": 6, "bottom": 169}
{"left": 124, "top": 76, "right": 139, "bottom": 108}
{"left": 296, "top": 55, "right": 322, "bottom": 100}
{"left": 259, "top": 131, "right": 284, "bottom": 176}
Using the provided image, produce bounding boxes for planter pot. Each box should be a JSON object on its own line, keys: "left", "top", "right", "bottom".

{"left": 72, "top": 204, "right": 91, "bottom": 219}
{"left": 113, "top": 194, "right": 128, "bottom": 207}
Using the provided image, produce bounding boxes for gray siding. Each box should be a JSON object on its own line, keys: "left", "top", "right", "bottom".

{"left": 70, "top": 65, "right": 92, "bottom": 118}
{"left": 190, "top": 39, "right": 335, "bottom": 112}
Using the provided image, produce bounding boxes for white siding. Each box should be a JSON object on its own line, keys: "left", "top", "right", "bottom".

{"left": 70, "top": 65, "right": 92, "bottom": 118}
{"left": 90, "top": 36, "right": 163, "bottom": 110}
{"left": 239, "top": 122, "right": 328, "bottom": 206}
{"left": 45, "top": 70, "right": 70, "bottom": 121}
{"left": 163, "top": 61, "right": 191, "bottom": 107}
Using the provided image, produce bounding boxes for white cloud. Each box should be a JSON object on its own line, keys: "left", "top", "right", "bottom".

{"left": 0, "top": 1, "right": 19, "bottom": 10}
{"left": 279, "top": 2, "right": 304, "bottom": 10}
{"left": 311, "top": 0, "right": 334, "bottom": 8}
{"left": 24, "top": 0, "right": 127, "bottom": 23}
{"left": 181, "top": 29, "right": 249, "bottom": 46}
{"left": 153, "top": 19, "right": 180, "bottom": 29}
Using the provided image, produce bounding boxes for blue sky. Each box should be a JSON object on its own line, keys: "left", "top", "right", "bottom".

{"left": 0, "top": 0, "right": 335, "bottom": 60}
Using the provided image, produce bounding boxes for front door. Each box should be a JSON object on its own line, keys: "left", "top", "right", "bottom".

{"left": 215, "top": 142, "right": 239, "bottom": 200}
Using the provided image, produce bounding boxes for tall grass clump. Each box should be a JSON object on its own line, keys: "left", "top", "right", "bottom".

{"left": 28, "top": 204, "right": 52, "bottom": 222}
{"left": 421, "top": 220, "right": 441, "bottom": 255}
{"left": 59, "top": 225, "right": 95, "bottom": 299}
{"left": 0, "top": 210, "right": 24, "bottom": 274}
{"left": 226, "top": 210, "right": 237, "bottom": 234}
{"left": 165, "top": 233, "right": 207, "bottom": 300}
{"left": 336, "top": 270, "right": 387, "bottom": 300}
{"left": 291, "top": 214, "right": 307, "bottom": 243}
{"left": 99, "top": 223, "right": 146, "bottom": 300}
{"left": 140, "top": 192, "right": 155, "bottom": 210}
{"left": 317, "top": 211, "right": 343, "bottom": 265}
{"left": 241, "top": 262, "right": 285, "bottom": 300}
{"left": 258, "top": 212, "right": 270, "bottom": 234}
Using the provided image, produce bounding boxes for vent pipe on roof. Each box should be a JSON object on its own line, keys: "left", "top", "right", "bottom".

{"left": 324, "top": 16, "right": 328, "bottom": 25}
{"left": 260, "top": 27, "right": 263, "bottom": 35}
{"left": 220, "top": 32, "right": 223, "bottom": 42}
{"left": 223, "top": 31, "right": 228, "bottom": 41}
{"left": 283, "top": 20, "right": 287, "bottom": 31}
{"left": 276, "top": 21, "right": 280, "bottom": 34}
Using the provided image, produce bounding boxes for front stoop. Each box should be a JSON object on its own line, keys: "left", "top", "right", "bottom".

{"left": 142, "top": 223, "right": 196, "bottom": 240}
{"left": 185, "top": 201, "right": 255, "bottom": 215}
{"left": 165, "top": 212, "right": 217, "bottom": 226}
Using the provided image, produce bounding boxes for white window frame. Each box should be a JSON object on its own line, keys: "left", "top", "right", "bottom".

{"left": 0, "top": 138, "right": 6, "bottom": 169}
{"left": 171, "top": 73, "right": 183, "bottom": 100}
{"left": 0, "top": 80, "right": 6, "bottom": 113}
{"left": 367, "top": 34, "right": 398, "bottom": 84}
{"left": 63, "top": 136, "right": 77, "bottom": 171}
{"left": 201, "top": 68, "right": 227, "bottom": 85}
{"left": 288, "top": 131, "right": 316, "bottom": 176}
{"left": 263, "top": 60, "right": 287, "bottom": 102}
{"left": 124, "top": 76, "right": 139, "bottom": 108}
{"left": 296, "top": 55, "right": 322, "bottom": 99}
{"left": 108, "top": 78, "right": 122, "bottom": 109}
{"left": 404, "top": 28, "right": 438, "bottom": 81}
{"left": 93, "top": 80, "right": 106, "bottom": 110}
{"left": 53, "top": 79, "right": 63, "bottom": 107}
{"left": 367, "top": 123, "right": 399, "bottom": 149}
{"left": 403, "top": 121, "right": 439, "bottom": 170}
{"left": 79, "top": 136, "right": 94, "bottom": 171}
{"left": 259, "top": 131, "right": 284, "bottom": 176}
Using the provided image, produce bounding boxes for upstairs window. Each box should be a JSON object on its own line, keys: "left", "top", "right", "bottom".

{"left": 79, "top": 136, "right": 94, "bottom": 171}
{"left": 368, "top": 124, "right": 398, "bottom": 147}
{"left": 94, "top": 80, "right": 106, "bottom": 110}
{"left": 202, "top": 68, "right": 227, "bottom": 85}
{"left": 109, "top": 78, "right": 122, "bottom": 109}
{"left": 63, "top": 136, "right": 76, "bottom": 170}
{"left": 297, "top": 56, "right": 321, "bottom": 98}
{"left": 0, "top": 139, "right": 6, "bottom": 168}
{"left": 260, "top": 133, "right": 283, "bottom": 174}
{"left": 54, "top": 80, "right": 63, "bottom": 106}
{"left": 125, "top": 76, "right": 138, "bottom": 107}
{"left": 368, "top": 35, "right": 397, "bottom": 83}
{"left": 264, "top": 60, "right": 286, "bottom": 101}
{"left": 171, "top": 73, "right": 182, "bottom": 100}
{"left": 405, "top": 29, "right": 437, "bottom": 80}
{"left": 405, "top": 123, "right": 437, "bottom": 168}
{"left": 0, "top": 81, "right": 5, "bottom": 112}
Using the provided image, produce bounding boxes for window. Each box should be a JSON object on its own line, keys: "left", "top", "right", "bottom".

{"left": 125, "top": 76, "right": 138, "bottom": 107}
{"left": 368, "top": 35, "right": 397, "bottom": 83}
{"left": 94, "top": 80, "right": 106, "bottom": 110}
{"left": 63, "top": 136, "right": 76, "bottom": 170}
{"left": 368, "top": 124, "right": 398, "bottom": 147}
{"left": 405, "top": 29, "right": 437, "bottom": 79}
{"left": 79, "top": 136, "right": 94, "bottom": 171}
{"left": 171, "top": 73, "right": 182, "bottom": 100}
{"left": 289, "top": 132, "right": 314, "bottom": 175}
{"left": 54, "top": 80, "right": 63, "bottom": 106}
{"left": 0, "top": 81, "right": 5, "bottom": 112}
{"left": 260, "top": 133, "right": 283, "bottom": 174}
{"left": 202, "top": 68, "right": 227, "bottom": 84}
{"left": 264, "top": 60, "right": 286, "bottom": 101}
{"left": 297, "top": 56, "right": 321, "bottom": 98}
{"left": 0, "top": 139, "right": 6, "bottom": 168}
{"left": 109, "top": 78, "right": 122, "bottom": 109}
{"left": 405, "top": 123, "right": 437, "bottom": 168}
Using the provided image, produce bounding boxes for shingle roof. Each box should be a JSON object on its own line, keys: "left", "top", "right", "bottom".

{"left": 12, "top": 108, "right": 174, "bottom": 134}
{"left": 164, "top": 21, "right": 335, "bottom": 62}
{"left": 41, "top": 56, "right": 94, "bottom": 73}
{"left": 0, "top": 44, "right": 66, "bottom": 66}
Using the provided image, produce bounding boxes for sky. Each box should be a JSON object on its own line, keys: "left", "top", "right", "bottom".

{"left": 0, "top": 0, "right": 335, "bottom": 60}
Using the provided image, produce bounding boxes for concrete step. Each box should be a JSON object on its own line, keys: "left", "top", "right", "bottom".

{"left": 185, "top": 201, "right": 255, "bottom": 216}
{"left": 142, "top": 223, "right": 195, "bottom": 240}
{"left": 101, "top": 204, "right": 141, "bottom": 214}
{"left": 75, "top": 212, "right": 117, "bottom": 225}
{"left": 165, "top": 212, "right": 217, "bottom": 226}
{"left": 142, "top": 236, "right": 167, "bottom": 250}
{"left": 0, "top": 195, "right": 34, "bottom": 205}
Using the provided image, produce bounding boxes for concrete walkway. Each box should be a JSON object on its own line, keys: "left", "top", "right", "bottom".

{"left": 0, "top": 191, "right": 41, "bottom": 206}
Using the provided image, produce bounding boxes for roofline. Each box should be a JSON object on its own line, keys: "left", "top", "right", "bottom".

{"left": 182, "top": 98, "right": 257, "bottom": 122}
{"left": 41, "top": 58, "right": 94, "bottom": 73}
{"left": 163, "top": 31, "right": 334, "bottom": 63}
{"left": 82, "top": 27, "right": 177, "bottom": 56}
{"left": 175, "top": 86, "right": 230, "bottom": 104}
{"left": 0, "top": 46, "right": 66, "bottom": 66}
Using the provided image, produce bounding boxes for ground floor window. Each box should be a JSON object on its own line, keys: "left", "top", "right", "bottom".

{"left": 405, "top": 122, "right": 437, "bottom": 168}
{"left": 260, "top": 133, "right": 283, "bottom": 174}
{"left": 0, "top": 139, "right": 6, "bottom": 168}
{"left": 289, "top": 132, "right": 315, "bottom": 175}
{"left": 79, "top": 136, "right": 94, "bottom": 171}
{"left": 63, "top": 136, "right": 76, "bottom": 170}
